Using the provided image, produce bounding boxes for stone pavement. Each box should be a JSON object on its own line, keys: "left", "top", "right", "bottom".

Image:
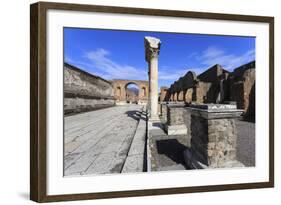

{"left": 64, "top": 104, "right": 145, "bottom": 176}
{"left": 236, "top": 119, "right": 255, "bottom": 166}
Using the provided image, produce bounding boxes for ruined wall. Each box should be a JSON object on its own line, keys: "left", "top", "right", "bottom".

{"left": 197, "top": 64, "right": 229, "bottom": 103}
{"left": 164, "top": 61, "right": 255, "bottom": 120}
{"left": 112, "top": 79, "right": 149, "bottom": 104}
{"left": 167, "top": 71, "right": 197, "bottom": 103}
{"left": 246, "top": 83, "right": 255, "bottom": 120}
{"left": 229, "top": 61, "right": 255, "bottom": 120}
{"left": 198, "top": 64, "right": 229, "bottom": 83}
{"left": 64, "top": 63, "right": 115, "bottom": 114}
{"left": 167, "top": 65, "right": 229, "bottom": 104}
{"left": 193, "top": 82, "right": 213, "bottom": 103}
{"left": 185, "top": 88, "right": 193, "bottom": 103}
{"left": 160, "top": 87, "right": 169, "bottom": 102}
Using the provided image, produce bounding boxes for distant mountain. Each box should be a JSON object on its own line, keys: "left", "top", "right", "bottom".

{"left": 127, "top": 87, "right": 139, "bottom": 95}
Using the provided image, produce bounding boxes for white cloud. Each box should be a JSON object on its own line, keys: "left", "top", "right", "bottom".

{"left": 84, "top": 48, "right": 147, "bottom": 80}
{"left": 67, "top": 48, "right": 185, "bottom": 83}
{"left": 83, "top": 48, "right": 194, "bottom": 82}
{"left": 187, "top": 52, "right": 198, "bottom": 59}
{"left": 199, "top": 46, "right": 255, "bottom": 70}
{"left": 66, "top": 46, "right": 254, "bottom": 85}
{"left": 202, "top": 46, "right": 225, "bottom": 59}
{"left": 64, "top": 56, "right": 75, "bottom": 64}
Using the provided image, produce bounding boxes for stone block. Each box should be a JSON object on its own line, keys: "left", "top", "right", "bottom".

{"left": 167, "top": 103, "right": 187, "bottom": 125}
{"left": 165, "top": 124, "right": 187, "bottom": 135}
{"left": 183, "top": 103, "right": 244, "bottom": 169}
{"left": 160, "top": 102, "right": 168, "bottom": 124}
{"left": 164, "top": 103, "right": 190, "bottom": 136}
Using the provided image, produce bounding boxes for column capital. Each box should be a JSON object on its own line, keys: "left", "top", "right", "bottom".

{"left": 145, "top": 36, "right": 161, "bottom": 62}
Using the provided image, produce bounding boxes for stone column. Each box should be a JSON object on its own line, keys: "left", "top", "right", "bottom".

{"left": 145, "top": 36, "right": 161, "bottom": 121}
{"left": 147, "top": 69, "right": 151, "bottom": 114}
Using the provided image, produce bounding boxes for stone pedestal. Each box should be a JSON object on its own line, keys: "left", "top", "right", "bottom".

{"left": 160, "top": 102, "right": 168, "bottom": 123}
{"left": 183, "top": 104, "right": 244, "bottom": 169}
{"left": 145, "top": 37, "right": 161, "bottom": 121}
{"left": 165, "top": 103, "right": 188, "bottom": 135}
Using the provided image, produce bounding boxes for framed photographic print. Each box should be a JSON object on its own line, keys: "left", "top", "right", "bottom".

{"left": 30, "top": 1, "right": 274, "bottom": 202}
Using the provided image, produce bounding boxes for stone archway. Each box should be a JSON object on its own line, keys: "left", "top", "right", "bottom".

{"left": 112, "top": 79, "right": 149, "bottom": 105}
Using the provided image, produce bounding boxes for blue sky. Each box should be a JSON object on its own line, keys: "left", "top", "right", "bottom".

{"left": 64, "top": 28, "right": 255, "bottom": 89}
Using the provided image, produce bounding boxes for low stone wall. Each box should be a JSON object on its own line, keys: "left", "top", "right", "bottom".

{"left": 64, "top": 98, "right": 115, "bottom": 114}
{"left": 64, "top": 63, "right": 115, "bottom": 114}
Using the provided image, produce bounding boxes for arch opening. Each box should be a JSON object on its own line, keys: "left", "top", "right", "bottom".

{"left": 125, "top": 83, "right": 140, "bottom": 104}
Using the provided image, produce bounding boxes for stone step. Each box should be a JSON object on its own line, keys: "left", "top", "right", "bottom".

{"left": 157, "top": 164, "right": 186, "bottom": 171}
{"left": 121, "top": 107, "right": 147, "bottom": 173}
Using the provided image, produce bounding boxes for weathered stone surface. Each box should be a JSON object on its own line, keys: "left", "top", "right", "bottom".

{"left": 148, "top": 134, "right": 190, "bottom": 172}
{"left": 112, "top": 79, "right": 149, "bottom": 104}
{"left": 193, "top": 81, "right": 212, "bottom": 103}
{"left": 161, "top": 61, "right": 255, "bottom": 120}
{"left": 166, "top": 125, "right": 187, "bottom": 135}
{"left": 185, "top": 88, "right": 193, "bottom": 103}
{"left": 165, "top": 103, "right": 189, "bottom": 136}
{"left": 145, "top": 37, "right": 161, "bottom": 61}
{"left": 122, "top": 108, "right": 147, "bottom": 173}
{"left": 186, "top": 103, "right": 243, "bottom": 119}
{"left": 236, "top": 119, "right": 255, "bottom": 166}
{"left": 160, "top": 102, "right": 168, "bottom": 124}
{"left": 64, "top": 63, "right": 115, "bottom": 114}
{"left": 167, "top": 104, "right": 185, "bottom": 125}
{"left": 64, "top": 105, "right": 145, "bottom": 176}
{"left": 189, "top": 103, "right": 237, "bottom": 110}
{"left": 160, "top": 87, "right": 169, "bottom": 102}
{"left": 183, "top": 104, "right": 244, "bottom": 169}
{"left": 229, "top": 61, "right": 255, "bottom": 120}
{"left": 145, "top": 36, "right": 161, "bottom": 121}
{"left": 121, "top": 155, "right": 145, "bottom": 173}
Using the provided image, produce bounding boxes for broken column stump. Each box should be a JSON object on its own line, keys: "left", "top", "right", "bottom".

{"left": 183, "top": 104, "right": 244, "bottom": 169}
